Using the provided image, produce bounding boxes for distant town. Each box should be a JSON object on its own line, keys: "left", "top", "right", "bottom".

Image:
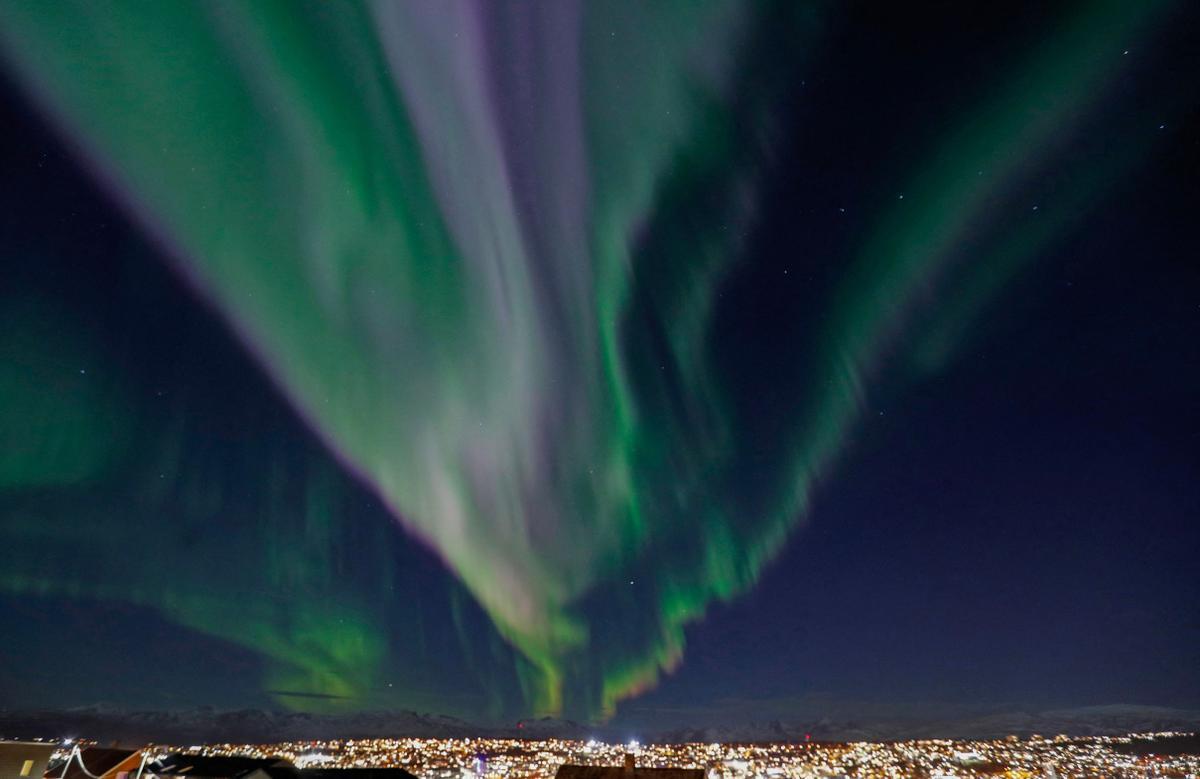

{"left": 3, "top": 731, "right": 1199, "bottom": 779}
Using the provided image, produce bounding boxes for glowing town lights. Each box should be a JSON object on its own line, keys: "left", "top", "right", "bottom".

{"left": 109, "top": 730, "right": 1199, "bottom": 779}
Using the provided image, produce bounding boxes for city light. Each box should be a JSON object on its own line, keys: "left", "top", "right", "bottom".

{"left": 103, "top": 731, "right": 1199, "bottom": 779}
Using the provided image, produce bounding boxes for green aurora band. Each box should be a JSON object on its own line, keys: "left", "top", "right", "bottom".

{"left": 0, "top": 0, "right": 1177, "bottom": 717}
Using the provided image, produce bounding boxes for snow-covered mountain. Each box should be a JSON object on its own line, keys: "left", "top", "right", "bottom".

{"left": 0, "top": 706, "right": 486, "bottom": 744}
{"left": 1, "top": 704, "right": 1196, "bottom": 745}
{"left": 653, "top": 705, "right": 1200, "bottom": 743}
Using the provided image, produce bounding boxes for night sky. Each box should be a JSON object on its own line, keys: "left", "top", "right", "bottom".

{"left": 0, "top": 1, "right": 1197, "bottom": 728}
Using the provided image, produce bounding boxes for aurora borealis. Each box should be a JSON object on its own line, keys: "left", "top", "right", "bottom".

{"left": 1, "top": 2, "right": 1198, "bottom": 725}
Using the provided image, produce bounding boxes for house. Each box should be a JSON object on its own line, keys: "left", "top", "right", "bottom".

{"left": 0, "top": 741, "right": 56, "bottom": 779}
{"left": 143, "top": 760, "right": 421, "bottom": 779}
{"left": 55, "top": 748, "right": 145, "bottom": 779}
{"left": 144, "top": 755, "right": 295, "bottom": 779}
{"left": 556, "top": 754, "right": 704, "bottom": 779}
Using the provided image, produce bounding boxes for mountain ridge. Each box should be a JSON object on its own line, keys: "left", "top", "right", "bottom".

{"left": 1, "top": 704, "right": 1197, "bottom": 745}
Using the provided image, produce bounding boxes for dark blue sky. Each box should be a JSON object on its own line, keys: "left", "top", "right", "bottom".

{"left": 619, "top": 0, "right": 1200, "bottom": 725}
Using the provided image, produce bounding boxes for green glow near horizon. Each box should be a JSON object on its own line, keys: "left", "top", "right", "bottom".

{"left": 0, "top": 0, "right": 1171, "bottom": 718}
